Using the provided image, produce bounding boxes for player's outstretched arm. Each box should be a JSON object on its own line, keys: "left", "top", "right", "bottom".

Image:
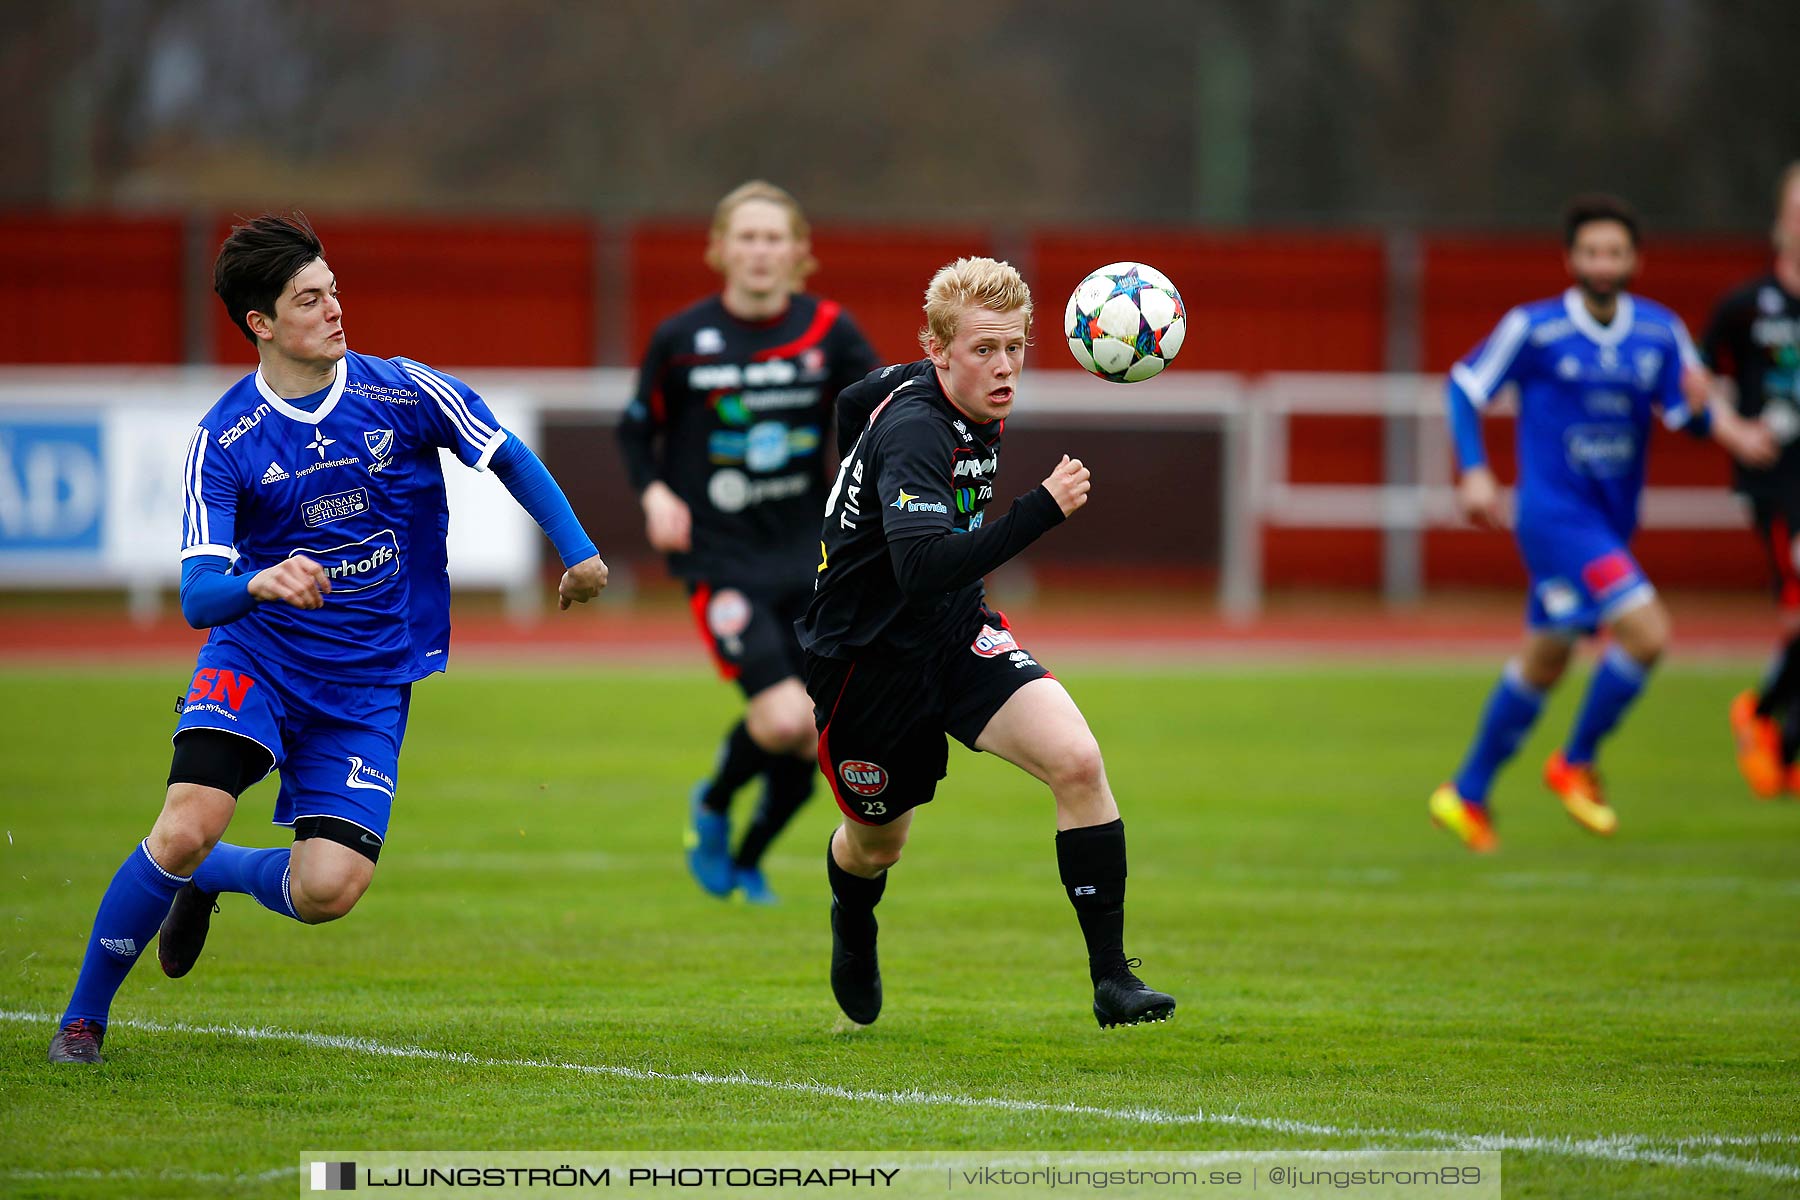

{"left": 886, "top": 458, "right": 1073, "bottom": 599}
{"left": 487, "top": 437, "right": 608, "bottom": 612}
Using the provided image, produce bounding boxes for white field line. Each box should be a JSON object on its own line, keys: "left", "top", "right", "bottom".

{"left": 8, "top": 1009, "right": 1796, "bottom": 1182}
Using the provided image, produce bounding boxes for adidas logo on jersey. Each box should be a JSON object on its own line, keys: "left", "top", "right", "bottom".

{"left": 260, "top": 461, "right": 290, "bottom": 485}
{"left": 100, "top": 937, "right": 138, "bottom": 957}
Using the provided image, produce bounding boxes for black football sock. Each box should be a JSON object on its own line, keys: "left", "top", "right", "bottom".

{"left": 701, "top": 720, "right": 770, "bottom": 814}
{"left": 1755, "top": 634, "right": 1800, "bottom": 717}
{"left": 733, "top": 755, "right": 816, "bottom": 869}
{"left": 1056, "top": 818, "right": 1128, "bottom": 984}
{"left": 826, "top": 833, "right": 887, "bottom": 919}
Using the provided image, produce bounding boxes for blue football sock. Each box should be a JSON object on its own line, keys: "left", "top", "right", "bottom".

{"left": 193, "top": 842, "right": 298, "bottom": 919}
{"left": 1453, "top": 664, "right": 1547, "bottom": 806}
{"left": 62, "top": 840, "right": 190, "bottom": 1027}
{"left": 1564, "top": 645, "right": 1650, "bottom": 767}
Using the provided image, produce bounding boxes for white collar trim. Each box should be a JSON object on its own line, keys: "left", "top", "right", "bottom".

{"left": 1563, "top": 288, "right": 1634, "bottom": 348}
{"left": 254, "top": 357, "right": 347, "bottom": 425}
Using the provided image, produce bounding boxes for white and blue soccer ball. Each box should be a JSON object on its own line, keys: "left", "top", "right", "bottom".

{"left": 1064, "top": 261, "right": 1186, "bottom": 383}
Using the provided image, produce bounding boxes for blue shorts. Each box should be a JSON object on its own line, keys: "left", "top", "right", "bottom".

{"left": 173, "top": 640, "right": 412, "bottom": 843}
{"left": 1516, "top": 519, "right": 1656, "bottom": 636}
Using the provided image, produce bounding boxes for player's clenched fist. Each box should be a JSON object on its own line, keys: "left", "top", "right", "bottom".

{"left": 1043, "top": 454, "right": 1091, "bottom": 517}
{"left": 558, "top": 553, "right": 609, "bottom": 611}
{"left": 249, "top": 555, "right": 332, "bottom": 609}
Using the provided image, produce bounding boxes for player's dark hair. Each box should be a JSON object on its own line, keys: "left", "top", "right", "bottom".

{"left": 1562, "top": 194, "right": 1640, "bottom": 248}
{"left": 214, "top": 213, "right": 326, "bottom": 344}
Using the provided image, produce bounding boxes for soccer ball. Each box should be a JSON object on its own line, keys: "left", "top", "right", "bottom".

{"left": 1064, "top": 262, "right": 1186, "bottom": 383}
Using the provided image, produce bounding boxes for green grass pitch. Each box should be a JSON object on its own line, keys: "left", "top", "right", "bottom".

{"left": 2, "top": 662, "right": 1796, "bottom": 1198}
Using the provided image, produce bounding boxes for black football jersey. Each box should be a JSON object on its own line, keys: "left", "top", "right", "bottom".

{"left": 1702, "top": 273, "right": 1800, "bottom": 497}
{"left": 618, "top": 294, "right": 877, "bottom": 584}
{"left": 798, "top": 360, "right": 1062, "bottom": 659}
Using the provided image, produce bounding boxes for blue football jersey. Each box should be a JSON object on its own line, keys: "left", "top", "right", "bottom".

{"left": 180, "top": 351, "right": 508, "bottom": 684}
{"left": 1452, "top": 288, "right": 1700, "bottom": 539}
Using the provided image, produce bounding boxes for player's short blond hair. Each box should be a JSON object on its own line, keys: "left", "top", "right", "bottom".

{"left": 918, "top": 257, "right": 1034, "bottom": 352}
{"left": 704, "top": 180, "right": 818, "bottom": 284}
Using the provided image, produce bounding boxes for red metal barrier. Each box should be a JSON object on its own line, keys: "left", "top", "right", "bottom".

{"left": 208, "top": 215, "right": 597, "bottom": 369}
{"left": 1420, "top": 234, "right": 1768, "bottom": 371}
{"left": 1031, "top": 230, "right": 1388, "bottom": 373}
{"left": 0, "top": 210, "right": 1772, "bottom": 594}
{"left": 1424, "top": 527, "right": 1762, "bottom": 591}
{"left": 625, "top": 222, "right": 992, "bottom": 366}
{"left": 1266, "top": 529, "right": 1387, "bottom": 589}
{"left": 0, "top": 212, "right": 187, "bottom": 363}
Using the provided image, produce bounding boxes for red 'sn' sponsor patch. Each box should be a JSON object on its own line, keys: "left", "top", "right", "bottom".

{"left": 186, "top": 667, "right": 256, "bottom": 710}
{"left": 1580, "top": 551, "right": 1636, "bottom": 599}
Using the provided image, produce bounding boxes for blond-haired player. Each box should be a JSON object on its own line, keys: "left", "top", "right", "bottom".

{"left": 797, "top": 257, "right": 1176, "bottom": 1028}
{"left": 619, "top": 181, "right": 876, "bottom": 903}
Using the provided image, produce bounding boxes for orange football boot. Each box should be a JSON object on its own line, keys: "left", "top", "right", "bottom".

{"left": 1729, "top": 690, "right": 1784, "bottom": 799}
{"left": 1429, "top": 784, "right": 1498, "bottom": 853}
{"left": 1543, "top": 751, "right": 1618, "bottom": 836}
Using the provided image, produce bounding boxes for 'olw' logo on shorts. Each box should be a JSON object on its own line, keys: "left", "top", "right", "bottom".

{"left": 186, "top": 667, "right": 256, "bottom": 711}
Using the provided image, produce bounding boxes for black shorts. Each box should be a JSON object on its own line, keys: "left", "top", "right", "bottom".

{"left": 686, "top": 580, "right": 810, "bottom": 697}
{"left": 804, "top": 607, "right": 1052, "bottom": 826}
{"left": 1750, "top": 494, "right": 1800, "bottom": 612}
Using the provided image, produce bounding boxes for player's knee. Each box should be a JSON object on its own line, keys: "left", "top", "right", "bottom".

{"left": 838, "top": 827, "right": 906, "bottom": 874}
{"left": 1517, "top": 657, "right": 1565, "bottom": 691}
{"left": 773, "top": 714, "right": 816, "bottom": 753}
{"left": 292, "top": 870, "right": 368, "bottom": 924}
{"left": 1516, "top": 641, "right": 1572, "bottom": 690}
{"left": 147, "top": 787, "right": 232, "bottom": 874}
{"left": 1044, "top": 735, "right": 1105, "bottom": 795}
{"left": 149, "top": 818, "right": 216, "bottom": 866}
{"left": 853, "top": 841, "right": 904, "bottom": 873}
{"left": 1615, "top": 602, "right": 1671, "bottom": 664}
{"left": 748, "top": 707, "right": 814, "bottom": 754}
{"left": 146, "top": 824, "right": 215, "bottom": 876}
{"left": 1624, "top": 638, "right": 1667, "bottom": 668}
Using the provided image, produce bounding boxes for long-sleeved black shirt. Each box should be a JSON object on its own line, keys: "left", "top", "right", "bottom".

{"left": 1701, "top": 272, "right": 1800, "bottom": 500}
{"left": 617, "top": 294, "right": 876, "bottom": 585}
{"left": 798, "top": 360, "right": 1064, "bottom": 659}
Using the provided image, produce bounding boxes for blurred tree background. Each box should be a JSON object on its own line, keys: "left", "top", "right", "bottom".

{"left": 3, "top": 0, "right": 1795, "bottom": 230}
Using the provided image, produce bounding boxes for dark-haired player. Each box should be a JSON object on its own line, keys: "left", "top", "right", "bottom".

{"left": 619, "top": 181, "right": 875, "bottom": 903}
{"left": 799, "top": 256, "right": 1175, "bottom": 1028}
{"left": 48, "top": 213, "right": 607, "bottom": 1063}
{"left": 1706, "top": 163, "right": 1800, "bottom": 796}
{"left": 1429, "top": 195, "right": 1773, "bottom": 852}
